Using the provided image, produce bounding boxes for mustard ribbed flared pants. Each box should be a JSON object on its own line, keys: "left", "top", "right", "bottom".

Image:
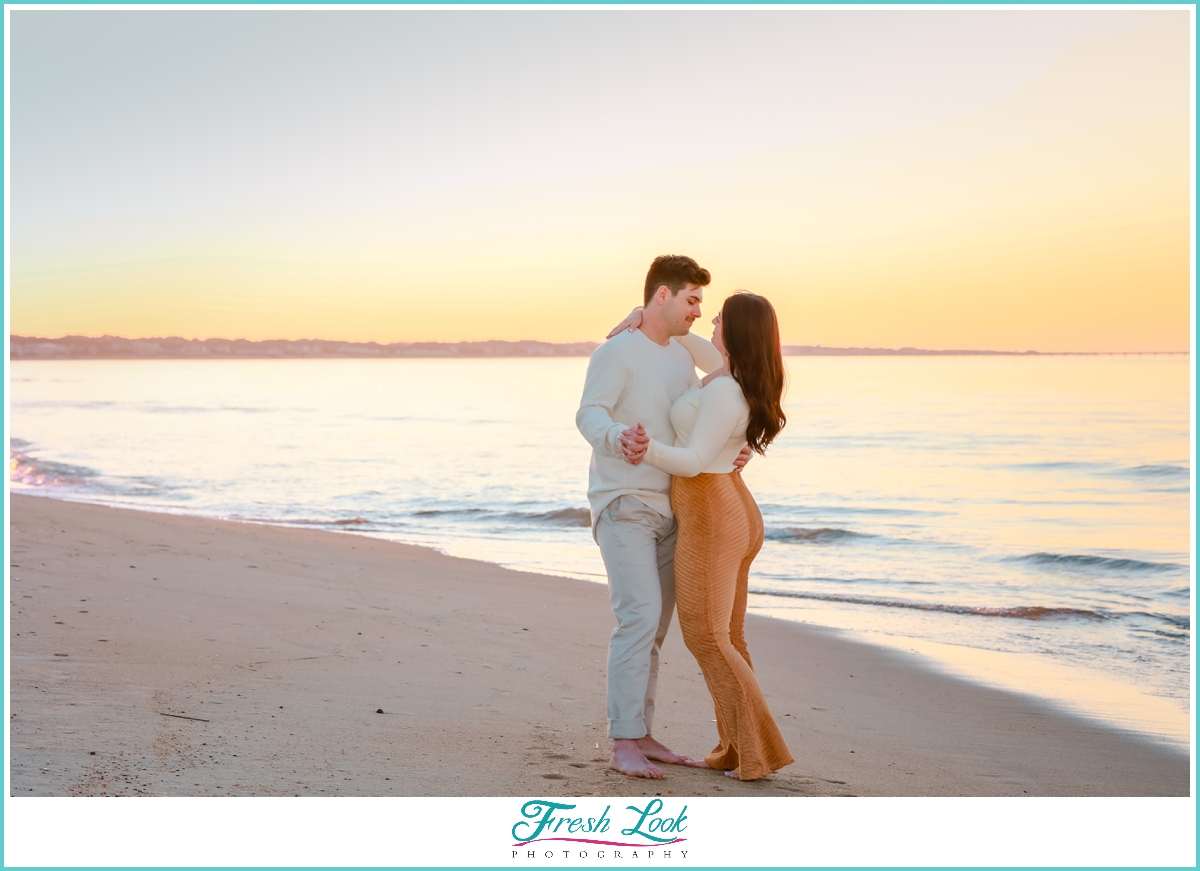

{"left": 671, "top": 472, "right": 794, "bottom": 780}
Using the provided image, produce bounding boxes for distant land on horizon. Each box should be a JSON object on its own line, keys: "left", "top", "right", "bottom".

{"left": 9, "top": 335, "right": 1188, "bottom": 360}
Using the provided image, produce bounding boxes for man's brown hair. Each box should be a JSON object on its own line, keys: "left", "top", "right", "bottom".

{"left": 643, "top": 254, "right": 711, "bottom": 306}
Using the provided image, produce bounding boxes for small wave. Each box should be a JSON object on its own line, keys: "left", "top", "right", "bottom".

{"left": 765, "top": 527, "right": 871, "bottom": 544}
{"left": 231, "top": 515, "right": 389, "bottom": 529}
{"left": 412, "top": 506, "right": 592, "bottom": 527}
{"left": 1012, "top": 552, "right": 1188, "bottom": 575}
{"left": 1011, "top": 461, "right": 1190, "bottom": 484}
{"left": 1115, "top": 464, "right": 1190, "bottom": 481}
{"left": 1010, "top": 461, "right": 1101, "bottom": 473}
{"left": 749, "top": 587, "right": 1108, "bottom": 621}
{"left": 1148, "top": 612, "right": 1191, "bottom": 631}
{"left": 412, "top": 508, "right": 487, "bottom": 517}
{"left": 523, "top": 507, "right": 592, "bottom": 527}
{"left": 9, "top": 447, "right": 98, "bottom": 488}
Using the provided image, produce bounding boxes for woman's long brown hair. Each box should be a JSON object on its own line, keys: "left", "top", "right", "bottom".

{"left": 722, "top": 292, "right": 787, "bottom": 454}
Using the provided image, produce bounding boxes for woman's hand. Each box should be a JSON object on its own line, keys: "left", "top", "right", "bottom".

{"left": 733, "top": 444, "right": 753, "bottom": 473}
{"left": 620, "top": 423, "right": 649, "bottom": 465}
{"left": 606, "top": 307, "right": 644, "bottom": 340}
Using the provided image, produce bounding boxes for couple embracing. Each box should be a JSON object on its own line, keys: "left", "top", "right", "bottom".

{"left": 576, "top": 254, "right": 792, "bottom": 781}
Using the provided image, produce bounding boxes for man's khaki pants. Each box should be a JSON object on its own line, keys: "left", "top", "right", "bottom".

{"left": 595, "top": 495, "right": 677, "bottom": 739}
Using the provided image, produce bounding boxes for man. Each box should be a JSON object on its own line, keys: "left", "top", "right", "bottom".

{"left": 576, "top": 254, "right": 748, "bottom": 779}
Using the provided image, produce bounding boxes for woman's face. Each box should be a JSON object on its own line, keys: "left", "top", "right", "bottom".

{"left": 712, "top": 310, "right": 726, "bottom": 355}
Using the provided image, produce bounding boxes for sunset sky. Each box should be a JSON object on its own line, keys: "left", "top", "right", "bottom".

{"left": 8, "top": 8, "right": 1192, "bottom": 351}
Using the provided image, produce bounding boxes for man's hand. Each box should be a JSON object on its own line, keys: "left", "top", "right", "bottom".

{"left": 733, "top": 444, "right": 753, "bottom": 473}
{"left": 606, "top": 307, "right": 644, "bottom": 340}
{"left": 620, "top": 423, "right": 649, "bottom": 465}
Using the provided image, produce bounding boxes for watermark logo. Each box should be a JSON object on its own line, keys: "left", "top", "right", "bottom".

{"left": 511, "top": 799, "right": 689, "bottom": 860}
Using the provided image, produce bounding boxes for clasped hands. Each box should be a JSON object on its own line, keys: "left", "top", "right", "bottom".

{"left": 620, "top": 423, "right": 753, "bottom": 472}
{"left": 620, "top": 423, "right": 650, "bottom": 465}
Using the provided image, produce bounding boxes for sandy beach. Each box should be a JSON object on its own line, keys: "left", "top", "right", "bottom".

{"left": 8, "top": 493, "right": 1189, "bottom": 798}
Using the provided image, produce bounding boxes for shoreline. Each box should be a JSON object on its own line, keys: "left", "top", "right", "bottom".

{"left": 12, "top": 487, "right": 1190, "bottom": 752}
{"left": 8, "top": 493, "right": 1190, "bottom": 797}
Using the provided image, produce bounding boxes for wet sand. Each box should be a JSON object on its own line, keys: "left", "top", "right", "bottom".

{"left": 8, "top": 493, "right": 1189, "bottom": 797}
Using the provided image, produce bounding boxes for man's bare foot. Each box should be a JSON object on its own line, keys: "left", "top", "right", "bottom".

{"left": 636, "top": 734, "right": 710, "bottom": 768}
{"left": 609, "top": 739, "right": 665, "bottom": 779}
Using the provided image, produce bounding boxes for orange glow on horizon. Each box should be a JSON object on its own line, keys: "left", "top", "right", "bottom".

{"left": 10, "top": 18, "right": 1191, "bottom": 353}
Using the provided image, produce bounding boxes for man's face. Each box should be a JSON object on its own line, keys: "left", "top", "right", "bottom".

{"left": 659, "top": 283, "right": 704, "bottom": 336}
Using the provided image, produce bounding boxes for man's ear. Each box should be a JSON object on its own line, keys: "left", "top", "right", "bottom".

{"left": 652, "top": 285, "right": 671, "bottom": 306}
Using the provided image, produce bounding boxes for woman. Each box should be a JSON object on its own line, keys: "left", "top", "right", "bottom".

{"left": 616, "top": 292, "right": 792, "bottom": 780}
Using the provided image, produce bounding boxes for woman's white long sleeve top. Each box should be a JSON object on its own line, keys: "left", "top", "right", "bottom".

{"left": 643, "top": 376, "right": 750, "bottom": 477}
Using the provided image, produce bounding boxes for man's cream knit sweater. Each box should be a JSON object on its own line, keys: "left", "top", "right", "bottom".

{"left": 576, "top": 329, "right": 721, "bottom": 539}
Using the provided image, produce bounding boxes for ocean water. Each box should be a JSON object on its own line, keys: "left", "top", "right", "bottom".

{"left": 8, "top": 355, "right": 1193, "bottom": 747}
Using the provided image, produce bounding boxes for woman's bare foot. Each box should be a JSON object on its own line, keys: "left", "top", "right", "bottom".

{"left": 724, "top": 768, "right": 740, "bottom": 779}
{"left": 609, "top": 739, "right": 666, "bottom": 779}
{"left": 636, "top": 735, "right": 710, "bottom": 768}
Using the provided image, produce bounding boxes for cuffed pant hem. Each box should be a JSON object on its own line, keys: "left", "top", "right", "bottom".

{"left": 608, "top": 717, "right": 647, "bottom": 740}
